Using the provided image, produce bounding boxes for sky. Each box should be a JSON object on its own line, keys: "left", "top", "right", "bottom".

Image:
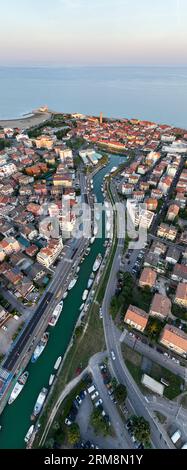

{"left": 0, "top": 0, "right": 187, "bottom": 66}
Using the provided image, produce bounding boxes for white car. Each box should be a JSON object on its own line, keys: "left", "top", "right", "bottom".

{"left": 95, "top": 399, "right": 103, "bottom": 407}
{"left": 111, "top": 350, "right": 116, "bottom": 361}
{"left": 65, "top": 418, "right": 72, "bottom": 426}
{"left": 91, "top": 391, "right": 99, "bottom": 400}
{"left": 1, "top": 325, "right": 7, "bottom": 331}
{"left": 76, "top": 395, "right": 82, "bottom": 405}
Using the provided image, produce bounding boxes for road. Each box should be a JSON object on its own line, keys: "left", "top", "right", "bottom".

{"left": 101, "top": 180, "right": 175, "bottom": 449}
{"left": 121, "top": 331, "right": 187, "bottom": 381}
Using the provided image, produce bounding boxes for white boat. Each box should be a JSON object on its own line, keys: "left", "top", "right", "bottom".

{"left": 8, "top": 371, "right": 29, "bottom": 405}
{"left": 31, "top": 387, "right": 48, "bottom": 420}
{"left": 62, "top": 291, "right": 68, "bottom": 299}
{"left": 24, "top": 425, "right": 34, "bottom": 443}
{"left": 110, "top": 166, "right": 117, "bottom": 173}
{"left": 79, "top": 303, "right": 85, "bottom": 311}
{"left": 49, "top": 374, "right": 55, "bottom": 386}
{"left": 54, "top": 356, "right": 62, "bottom": 370}
{"left": 68, "top": 277, "right": 77, "bottom": 290}
{"left": 82, "top": 289, "right": 89, "bottom": 301}
{"left": 85, "top": 247, "right": 91, "bottom": 256}
{"left": 31, "top": 332, "right": 49, "bottom": 363}
{"left": 93, "top": 254, "right": 102, "bottom": 272}
{"left": 48, "top": 302, "right": 63, "bottom": 327}
{"left": 94, "top": 224, "right": 98, "bottom": 236}
{"left": 87, "top": 272, "right": 95, "bottom": 289}
{"left": 76, "top": 266, "right": 80, "bottom": 273}
{"left": 90, "top": 236, "right": 95, "bottom": 244}
{"left": 106, "top": 221, "right": 111, "bottom": 232}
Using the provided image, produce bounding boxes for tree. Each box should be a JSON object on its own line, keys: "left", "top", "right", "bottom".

{"left": 114, "top": 384, "right": 127, "bottom": 403}
{"left": 131, "top": 416, "right": 151, "bottom": 445}
{"left": 91, "top": 408, "right": 111, "bottom": 437}
{"left": 67, "top": 423, "right": 80, "bottom": 445}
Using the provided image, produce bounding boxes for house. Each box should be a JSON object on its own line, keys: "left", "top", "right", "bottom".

{"left": 166, "top": 247, "right": 180, "bottom": 265}
{"left": 25, "top": 244, "right": 38, "bottom": 257}
{"left": 160, "top": 325, "right": 187, "bottom": 356}
{"left": 171, "top": 263, "right": 187, "bottom": 282}
{"left": 166, "top": 204, "right": 179, "bottom": 221}
{"left": 150, "top": 240, "right": 167, "bottom": 257}
{"left": 149, "top": 293, "right": 171, "bottom": 320}
{"left": 175, "top": 193, "right": 187, "bottom": 208}
{"left": 124, "top": 305, "right": 149, "bottom": 332}
{"left": 139, "top": 182, "right": 150, "bottom": 192}
{"left": 0, "top": 237, "right": 21, "bottom": 255}
{"left": 174, "top": 283, "right": 187, "bottom": 308}
{"left": 139, "top": 267, "right": 157, "bottom": 288}
{"left": 34, "top": 135, "right": 54, "bottom": 149}
{"left": 145, "top": 198, "right": 158, "bottom": 211}
{"left": 133, "top": 191, "right": 145, "bottom": 202}
{"left": 144, "top": 252, "right": 166, "bottom": 274}
{"left": 121, "top": 183, "right": 133, "bottom": 195}
{"left": 151, "top": 188, "right": 163, "bottom": 199}
{"left": 180, "top": 231, "right": 187, "bottom": 245}
{"left": 157, "top": 223, "right": 178, "bottom": 241}
{"left": 37, "top": 238, "right": 63, "bottom": 268}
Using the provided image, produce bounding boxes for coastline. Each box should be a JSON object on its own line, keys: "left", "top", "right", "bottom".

{"left": 0, "top": 111, "right": 52, "bottom": 130}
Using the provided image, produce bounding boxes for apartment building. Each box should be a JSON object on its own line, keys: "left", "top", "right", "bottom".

{"left": 37, "top": 238, "right": 63, "bottom": 268}
{"left": 160, "top": 325, "right": 187, "bottom": 356}
{"left": 124, "top": 305, "right": 149, "bottom": 332}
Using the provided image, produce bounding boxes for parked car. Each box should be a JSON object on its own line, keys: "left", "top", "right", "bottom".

{"left": 65, "top": 418, "right": 72, "bottom": 426}
{"left": 95, "top": 399, "right": 103, "bottom": 407}
{"left": 91, "top": 391, "right": 99, "bottom": 400}
{"left": 1, "top": 325, "right": 7, "bottom": 331}
{"left": 76, "top": 395, "right": 82, "bottom": 405}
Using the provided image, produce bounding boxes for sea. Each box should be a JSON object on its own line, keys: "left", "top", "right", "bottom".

{"left": 0, "top": 66, "right": 187, "bottom": 129}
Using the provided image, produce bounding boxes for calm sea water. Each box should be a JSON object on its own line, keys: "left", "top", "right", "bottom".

{"left": 0, "top": 66, "right": 187, "bottom": 128}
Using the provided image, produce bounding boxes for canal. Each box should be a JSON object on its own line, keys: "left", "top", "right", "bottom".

{"left": 0, "top": 154, "right": 126, "bottom": 448}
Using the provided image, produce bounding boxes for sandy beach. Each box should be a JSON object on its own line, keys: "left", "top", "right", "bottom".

{"left": 0, "top": 111, "right": 52, "bottom": 130}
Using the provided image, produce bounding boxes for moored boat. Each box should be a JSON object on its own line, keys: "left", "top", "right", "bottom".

{"left": 8, "top": 371, "right": 29, "bottom": 405}
{"left": 68, "top": 277, "right": 77, "bottom": 290}
{"left": 31, "top": 332, "right": 49, "bottom": 363}
{"left": 62, "top": 291, "right": 68, "bottom": 299}
{"left": 82, "top": 289, "right": 89, "bottom": 301}
{"left": 90, "top": 236, "right": 95, "bottom": 244}
{"left": 93, "top": 254, "right": 102, "bottom": 272}
{"left": 49, "top": 374, "right": 55, "bottom": 386}
{"left": 24, "top": 425, "right": 34, "bottom": 443}
{"left": 31, "top": 387, "right": 48, "bottom": 420}
{"left": 54, "top": 356, "right": 62, "bottom": 370}
{"left": 87, "top": 272, "right": 95, "bottom": 289}
{"left": 79, "top": 303, "right": 85, "bottom": 311}
{"left": 48, "top": 302, "right": 63, "bottom": 327}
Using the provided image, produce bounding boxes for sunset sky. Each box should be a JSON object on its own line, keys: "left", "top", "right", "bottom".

{"left": 1, "top": 0, "right": 186, "bottom": 66}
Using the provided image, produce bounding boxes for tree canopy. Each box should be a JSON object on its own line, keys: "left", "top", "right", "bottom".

{"left": 131, "top": 416, "right": 151, "bottom": 444}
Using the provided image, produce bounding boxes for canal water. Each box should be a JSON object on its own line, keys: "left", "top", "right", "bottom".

{"left": 0, "top": 154, "right": 126, "bottom": 449}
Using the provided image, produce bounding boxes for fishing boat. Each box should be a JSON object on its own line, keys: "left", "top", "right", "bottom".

{"left": 54, "top": 356, "right": 62, "bottom": 370}
{"left": 49, "top": 374, "right": 55, "bottom": 386}
{"left": 68, "top": 277, "right": 77, "bottom": 290}
{"left": 87, "top": 272, "right": 95, "bottom": 289}
{"left": 8, "top": 371, "right": 29, "bottom": 405}
{"left": 82, "top": 289, "right": 89, "bottom": 301}
{"left": 90, "top": 236, "right": 95, "bottom": 244}
{"left": 31, "top": 387, "right": 48, "bottom": 420}
{"left": 93, "top": 254, "right": 102, "bottom": 272}
{"left": 31, "top": 332, "right": 49, "bottom": 363}
{"left": 62, "top": 291, "right": 68, "bottom": 299}
{"left": 48, "top": 301, "right": 63, "bottom": 327}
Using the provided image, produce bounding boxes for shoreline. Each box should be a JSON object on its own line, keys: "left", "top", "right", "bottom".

{"left": 0, "top": 110, "right": 52, "bottom": 130}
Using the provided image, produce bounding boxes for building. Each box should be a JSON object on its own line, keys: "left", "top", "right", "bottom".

{"left": 171, "top": 263, "right": 187, "bottom": 282}
{"left": 150, "top": 293, "right": 171, "bottom": 320}
{"left": 150, "top": 240, "right": 167, "bottom": 257}
{"left": 157, "top": 223, "right": 178, "bottom": 241}
{"left": 100, "top": 112, "right": 103, "bottom": 125}
{"left": 127, "top": 200, "right": 154, "bottom": 229}
{"left": 145, "top": 198, "right": 158, "bottom": 211}
{"left": 37, "top": 238, "right": 63, "bottom": 268}
{"left": 141, "top": 374, "right": 164, "bottom": 396}
{"left": 139, "top": 267, "right": 157, "bottom": 288}
{"left": 160, "top": 325, "right": 187, "bottom": 356}
{"left": 151, "top": 188, "right": 163, "bottom": 199}
{"left": 124, "top": 305, "right": 149, "bottom": 332}
{"left": 175, "top": 193, "right": 187, "bottom": 209}
{"left": 174, "top": 283, "right": 187, "bottom": 308}
{"left": 166, "top": 247, "right": 180, "bottom": 265}
{"left": 34, "top": 135, "right": 54, "bottom": 149}
{"left": 166, "top": 204, "right": 179, "bottom": 222}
